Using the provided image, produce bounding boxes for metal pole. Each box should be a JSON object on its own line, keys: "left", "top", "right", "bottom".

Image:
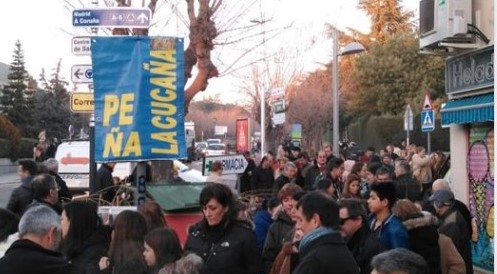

{"left": 427, "top": 132, "right": 431, "bottom": 155}
{"left": 89, "top": 114, "right": 97, "bottom": 194}
{"left": 261, "top": 87, "right": 265, "bottom": 155}
{"left": 136, "top": 162, "right": 147, "bottom": 206}
{"left": 332, "top": 28, "right": 340, "bottom": 157}
{"left": 89, "top": 0, "right": 98, "bottom": 195}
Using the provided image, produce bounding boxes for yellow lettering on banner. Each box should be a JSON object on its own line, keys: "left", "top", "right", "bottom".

{"left": 150, "top": 61, "right": 175, "bottom": 76}
{"left": 151, "top": 116, "right": 177, "bottom": 129}
{"left": 151, "top": 101, "right": 176, "bottom": 116}
{"left": 103, "top": 95, "right": 119, "bottom": 126}
{"left": 147, "top": 46, "right": 180, "bottom": 156}
{"left": 103, "top": 128, "right": 142, "bottom": 158}
{"left": 151, "top": 77, "right": 176, "bottom": 91}
{"left": 122, "top": 132, "right": 142, "bottom": 157}
{"left": 151, "top": 132, "right": 178, "bottom": 154}
{"left": 150, "top": 88, "right": 176, "bottom": 102}
{"left": 119, "top": 93, "right": 134, "bottom": 125}
{"left": 150, "top": 50, "right": 176, "bottom": 63}
{"left": 103, "top": 127, "right": 123, "bottom": 157}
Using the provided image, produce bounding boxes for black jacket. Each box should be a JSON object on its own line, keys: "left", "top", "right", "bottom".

{"left": 0, "top": 239, "right": 76, "bottom": 274}
{"left": 293, "top": 231, "right": 359, "bottom": 274}
{"left": 50, "top": 172, "right": 73, "bottom": 202}
{"left": 6, "top": 175, "right": 35, "bottom": 216}
{"left": 65, "top": 226, "right": 112, "bottom": 274}
{"left": 394, "top": 173, "right": 421, "bottom": 202}
{"left": 184, "top": 219, "right": 261, "bottom": 274}
{"left": 250, "top": 166, "right": 274, "bottom": 192}
{"left": 240, "top": 158, "right": 256, "bottom": 193}
{"left": 262, "top": 210, "right": 295, "bottom": 273}
{"left": 346, "top": 225, "right": 386, "bottom": 274}
{"left": 95, "top": 164, "right": 115, "bottom": 202}
{"left": 403, "top": 214, "right": 441, "bottom": 274}
{"left": 438, "top": 207, "right": 473, "bottom": 274}
{"left": 304, "top": 164, "right": 326, "bottom": 191}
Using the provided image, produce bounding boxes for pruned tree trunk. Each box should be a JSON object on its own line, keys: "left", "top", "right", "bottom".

{"left": 184, "top": 0, "right": 220, "bottom": 113}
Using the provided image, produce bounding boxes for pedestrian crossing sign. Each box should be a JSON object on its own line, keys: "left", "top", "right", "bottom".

{"left": 421, "top": 110, "right": 435, "bottom": 132}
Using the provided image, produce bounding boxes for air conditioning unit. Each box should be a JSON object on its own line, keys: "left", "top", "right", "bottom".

{"left": 419, "top": 0, "right": 474, "bottom": 52}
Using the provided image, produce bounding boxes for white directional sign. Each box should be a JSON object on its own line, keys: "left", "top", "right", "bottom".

{"left": 72, "top": 37, "right": 91, "bottom": 56}
{"left": 72, "top": 8, "right": 151, "bottom": 28}
{"left": 403, "top": 104, "right": 413, "bottom": 131}
{"left": 202, "top": 154, "right": 248, "bottom": 176}
{"left": 272, "top": 112, "right": 286, "bottom": 125}
{"left": 421, "top": 110, "right": 435, "bottom": 132}
{"left": 71, "top": 65, "right": 93, "bottom": 83}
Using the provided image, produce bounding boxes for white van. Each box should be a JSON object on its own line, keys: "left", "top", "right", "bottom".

{"left": 54, "top": 141, "right": 134, "bottom": 193}
{"left": 54, "top": 140, "right": 206, "bottom": 193}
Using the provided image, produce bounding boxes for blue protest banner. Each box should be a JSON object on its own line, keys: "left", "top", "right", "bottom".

{"left": 91, "top": 36, "right": 186, "bottom": 162}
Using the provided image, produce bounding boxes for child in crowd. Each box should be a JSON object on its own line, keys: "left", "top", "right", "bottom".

{"left": 143, "top": 227, "right": 202, "bottom": 274}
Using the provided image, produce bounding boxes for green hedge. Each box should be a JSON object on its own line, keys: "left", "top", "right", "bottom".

{"left": 0, "top": 139, "right": 10, "bottom": 158}
{"left": 19, "top": 138, "right": 39, "bottom": 159}
{"left": 347, "top": 115, "right": 449, "bottom": 151}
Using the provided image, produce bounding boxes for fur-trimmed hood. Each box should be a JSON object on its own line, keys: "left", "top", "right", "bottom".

{"left": 158, "top": 252, "right": 203, "bottom": 274}
{"left": 402, "top": 211, "right": 438, "bottom": 230}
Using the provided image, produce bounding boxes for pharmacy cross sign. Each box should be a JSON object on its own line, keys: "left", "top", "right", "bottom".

{"left": 202, "top": 154, "right": 248, "bottom": 176}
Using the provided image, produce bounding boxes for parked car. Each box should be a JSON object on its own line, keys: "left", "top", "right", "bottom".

{"left": 195, "top": 141, "right": 208, "bottom": 159}
{"left": 173, "top": 160, "right": 206, "bottom": 182}
{"left": 204, "top": 143, "right": 226, "bottom": 156}
{"left": 206, "top": 138, "right": 222, "bottom": 145}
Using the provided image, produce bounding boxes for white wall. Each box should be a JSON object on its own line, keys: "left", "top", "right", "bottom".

{"left": 473, "top": 0, "right": 495, "bottom": 44}
{"left": 448, "top": 124, "right": 469, "bottom": 204}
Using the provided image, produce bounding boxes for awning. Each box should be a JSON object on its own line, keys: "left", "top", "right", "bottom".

{"left": 440, "top": 93, "right": 494, "bottom": 126}
{"left": 147, "top": 182, "right": 205, "bottom": 212}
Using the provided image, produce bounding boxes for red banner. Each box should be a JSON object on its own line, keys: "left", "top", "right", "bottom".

{"left": 236, "top": 118, "right": 249, "bottom": 153}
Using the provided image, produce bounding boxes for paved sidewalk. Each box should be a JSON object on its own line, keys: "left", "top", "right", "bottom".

{"left": 0, "top": 172, "right": 18, "bottom": 185}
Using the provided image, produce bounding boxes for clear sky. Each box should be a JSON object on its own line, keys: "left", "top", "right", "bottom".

{"left": 0, "top": 0, "right": 418, "bottom": 103}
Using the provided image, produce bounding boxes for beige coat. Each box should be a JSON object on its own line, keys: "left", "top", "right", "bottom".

{"left": 439, "top": 233, "right": 466, "bottom": 274}
{"left": 411, "top": 154, "right": 432, "bottom": 184}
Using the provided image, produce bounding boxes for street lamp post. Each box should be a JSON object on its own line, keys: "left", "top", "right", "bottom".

{"left": 332, "top": 28, "right": 366, "bottom": 157}
{"left": 250, "top": 18, "right": 270, "bottom": 156}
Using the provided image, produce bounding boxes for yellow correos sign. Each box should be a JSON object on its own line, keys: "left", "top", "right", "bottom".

{"left": 70, "top": 93, "right": 94, "bottom": 113}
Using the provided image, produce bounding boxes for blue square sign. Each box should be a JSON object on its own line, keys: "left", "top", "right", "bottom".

{"left": 421, "top": 110, "right": 435, "bottom": 132}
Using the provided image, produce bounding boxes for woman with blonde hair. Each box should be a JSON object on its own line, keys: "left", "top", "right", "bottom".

{"left": 393, "top": 199, "right": 465, "bottom": 274}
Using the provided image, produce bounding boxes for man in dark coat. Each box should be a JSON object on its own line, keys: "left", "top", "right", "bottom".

{"left": 95, "top": 162, "right": 116, "bottom": 203}
{"left": 27, "top": 174, "right": 62, "bottom": 215}
{"left": 250, "top": 155, "right": 275, "bottom": 193}
{"left": 431, "top": 190, "right": 473, "bottom": 274}
{"left": 393, "top": 160, "right": 421, "bottom": 202}
{"left": 240, "top": 151, "right": 256, "bottom": 193}
{"left": 44, "top": 158, "right": 73, "bottom": 203}
{"left": 6, "top": 159, "right": 38, "bottom": 216}
{"left": 338, "top": 198, "right": 385, "bottom": 274}
{"left": 0, "top": 205, "right": 76, "bottom": 274}
{"left": 293, "top": 192, "right": 359, "bottom": 274}
{"left": 304, "top": 150, "right": 327, "bottom": 190}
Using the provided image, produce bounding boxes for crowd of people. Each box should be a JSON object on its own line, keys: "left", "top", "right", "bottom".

{"left": 0, "top": 141, "right": 474, "bottom": 274}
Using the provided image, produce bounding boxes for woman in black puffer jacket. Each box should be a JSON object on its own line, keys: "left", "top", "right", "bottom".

{"left": 393, "top": 199, "right": 441, "bottom": 274}
{"left": 184, "top": 184, "right": 261, "bottom": 274}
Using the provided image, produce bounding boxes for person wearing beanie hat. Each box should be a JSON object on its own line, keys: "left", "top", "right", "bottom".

{"left": 431, "top": 189, "right": 473, "bottom": 274}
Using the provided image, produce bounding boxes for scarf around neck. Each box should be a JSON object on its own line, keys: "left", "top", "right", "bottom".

{"left": 299, "top": 226, "right": 336, "bottom": 250}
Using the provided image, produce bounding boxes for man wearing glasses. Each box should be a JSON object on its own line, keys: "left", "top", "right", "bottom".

{"left": 338, "top": 198, "right": 385, "bottom": 274}
{"left": 27, "top": 174, "right": 62, "bottom": 215}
